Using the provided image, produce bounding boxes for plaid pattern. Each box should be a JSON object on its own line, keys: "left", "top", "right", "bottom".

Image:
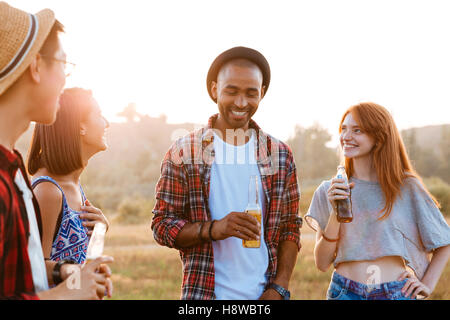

{"left": 0, "top": 145, "right": 41, "bottom": 300}
{"left": 152, "top": 114, "right": 302, "bottom": 300}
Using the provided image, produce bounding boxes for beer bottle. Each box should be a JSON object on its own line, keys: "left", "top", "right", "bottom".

{"left": 84, "top": 222, "right": 107, "bottom": 266}
{"left": 243, "top": 175, "right": 262, "bottom": 248}
{"left": 335, "top": 165, "right": 353, "bottom": 223}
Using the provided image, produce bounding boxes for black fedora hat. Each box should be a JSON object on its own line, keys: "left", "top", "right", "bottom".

{"left": 206, "top": 46, "right": 271, "bottom": 103}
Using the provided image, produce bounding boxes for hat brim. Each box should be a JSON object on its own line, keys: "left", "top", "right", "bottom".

{"left": 0, "top": 8, "right": 55, "bottom": 96}
{"left": 206, "top": 46, "right": 271, "bottom": 103}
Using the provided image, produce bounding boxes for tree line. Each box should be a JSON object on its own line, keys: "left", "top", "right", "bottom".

{"left": 16, "top": 111, "right": 450, "bottom": 220}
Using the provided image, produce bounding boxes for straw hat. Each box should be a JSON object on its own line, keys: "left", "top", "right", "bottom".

{"left": 0, "top": 2, "right": 55, "bottom": 96}
{"left": 206, "top": 46, "right": 271, "bottom": 103}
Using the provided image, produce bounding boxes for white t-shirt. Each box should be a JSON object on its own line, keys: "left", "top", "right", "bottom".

{"left": 14, "top": 169, "right": 49, "bottom": 293}
{"left": 209, "top": 132, "right": 269, "bottom": 300}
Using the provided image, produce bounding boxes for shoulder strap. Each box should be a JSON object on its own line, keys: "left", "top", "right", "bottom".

{"left": 79, "top": 183, "right": 87, "bottom": 204}
{"left": 31, "top": 176, "right": 65, "bottom": 245}
{"left": 31, "top": 176, "right": 64, "bottom": 194}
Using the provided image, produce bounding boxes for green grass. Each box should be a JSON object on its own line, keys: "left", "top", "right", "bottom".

{"left": 103, "top": 222, "right": 449, "bottom": 300}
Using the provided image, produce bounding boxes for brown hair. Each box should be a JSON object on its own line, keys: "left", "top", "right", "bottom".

{"left": 27, "top": 88, "right": 94, "bottom": 175}
{"left": 39, "top": 19, "right": 65, "bottom": 57}
{"left": 339, "top": 102, "right": 440, "bottom": 219}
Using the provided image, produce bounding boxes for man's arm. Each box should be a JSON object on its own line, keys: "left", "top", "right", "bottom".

{"left": 260, "top": 151, "right": 302, "bottom": 300}
{"left": 151, "top": 147, "right": 189, "bottom": 249}
{"left": 273, "top": 240, "right": 299, "bottom": 289}
{"left": 174, "top": 221, "right": 205, "bottom": 248}
{"left": 260, "top": 240, "right": 298, "bottom": 300}
{"left": 152, "top": 146, "right": 260, "bottom": 249}
{"left": 174, "top": 212, "right": 261, "bottom": 248}
{"left": 277, "top": 156, "right": 302, "bottom": 249}
{"left": 151, "top": 146, "right": 211, "bottom": 249}
{"left": 45, "top": 260, "right": 74, "bottom": 287}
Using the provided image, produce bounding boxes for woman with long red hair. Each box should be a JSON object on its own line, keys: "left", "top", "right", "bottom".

{"left": 305, "top": 102, "right": 450, "bottom": 300}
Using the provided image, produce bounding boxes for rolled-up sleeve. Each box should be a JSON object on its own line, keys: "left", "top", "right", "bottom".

{"left": 279, "top": 154, "right": 302, "bottom": 251}
{"left": 151, "top": 147, "right": 188, "bottom": 250}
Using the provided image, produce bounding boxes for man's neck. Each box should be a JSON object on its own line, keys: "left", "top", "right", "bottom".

{"left": 213, "top": 115, "right": 251, "bottom": 146}
{"left": 0, "top": 100, "right": 30, "bottom": 151}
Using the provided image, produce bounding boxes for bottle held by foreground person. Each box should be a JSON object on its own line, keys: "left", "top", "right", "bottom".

{"left": 335, "top": 165, "right": 353, "bottom": 223}
{"left": 243, "top": 175, "right": 261, "bottom": 248}
{"left": 84, "top": 222, "right": 107, "bottom": 265}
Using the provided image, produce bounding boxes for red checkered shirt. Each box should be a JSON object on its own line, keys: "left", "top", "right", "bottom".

{"left": 0, "top": 145, "right": 42, "bottom": 300}
{"left": 151, "top": 114, "right": 302, "bottom": 300}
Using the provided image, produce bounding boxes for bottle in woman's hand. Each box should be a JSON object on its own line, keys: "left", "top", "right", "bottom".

{"left": 334, "top": 166, "right": 353, "bottom": 223}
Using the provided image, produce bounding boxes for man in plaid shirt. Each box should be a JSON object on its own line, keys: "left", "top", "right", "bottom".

{"left": 152, "top": 47, "right": 302, "bottom": 300}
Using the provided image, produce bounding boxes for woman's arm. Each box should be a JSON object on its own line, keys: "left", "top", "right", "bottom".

{"left": 313, "top": 178, "right": 352, "bottom": 272}
{"left": 399, "top": 245, "right": 450, "bottom": 299}
{"left": 314, "top": 211, "right": 340, "bottom": 272}
{"left": 422, "top": 245, "right": 450, "bottom": 291}
{"left": 33, "top": 182, "right": 62, "bottom": 259}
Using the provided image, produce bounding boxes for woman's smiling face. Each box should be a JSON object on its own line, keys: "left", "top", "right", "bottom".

{"left": 340, "top": 112, "right": 376, "bottom": 160}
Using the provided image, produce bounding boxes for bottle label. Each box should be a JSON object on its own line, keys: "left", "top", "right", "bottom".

{"left": 243, "top": 209, "right": 261, "bottom": 248}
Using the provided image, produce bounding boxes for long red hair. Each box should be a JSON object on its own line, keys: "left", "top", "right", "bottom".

{"left": 339, "top": 102, "right": 439, "bottom": 219}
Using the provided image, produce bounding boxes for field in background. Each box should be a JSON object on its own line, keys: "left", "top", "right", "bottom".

{"left": 104, "top": 221, "right": 450, "bottom": 300}
{"left": 15, "top": 121, "right": 450, "bottom": 299}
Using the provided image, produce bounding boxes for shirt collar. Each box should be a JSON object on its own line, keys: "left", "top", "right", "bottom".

{"left": 201, "top": 114, "right": 273, "bottom": 171}
{"left": 202, "top": 113, "right": 262, "bottom": 141}
{"left": 0, "top": 144, "right": 21, "bottom": 175}
{"left": 205, "top": 113, "right": 261, "bottom": 131}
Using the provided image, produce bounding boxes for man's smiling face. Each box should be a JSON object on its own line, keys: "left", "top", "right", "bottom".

{"left": 211, "top": 59, "right": 265, "bottom": 132}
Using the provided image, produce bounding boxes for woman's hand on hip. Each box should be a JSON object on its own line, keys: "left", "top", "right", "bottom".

{"left": 398, "top": 271, "right": 431, "bottom": 299}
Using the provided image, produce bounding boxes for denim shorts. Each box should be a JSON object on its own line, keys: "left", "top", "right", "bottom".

{"left": 326, "top": 271, "right": 416, "bottom": 300}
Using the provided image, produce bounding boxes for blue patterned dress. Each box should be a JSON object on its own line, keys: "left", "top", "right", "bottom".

{"left": 32, "top": 176, "right": 89, "bottom": 264}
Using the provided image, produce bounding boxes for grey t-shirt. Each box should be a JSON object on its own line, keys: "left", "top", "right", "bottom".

{"left": 304, "top": 176, "right": 450, "bottom": 279}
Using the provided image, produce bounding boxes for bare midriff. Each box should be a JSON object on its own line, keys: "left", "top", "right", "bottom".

{"left": 335, "top": 256, "right": 407, "bottom": 284}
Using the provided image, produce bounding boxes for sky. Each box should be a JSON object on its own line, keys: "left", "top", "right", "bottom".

{"left": 8, "top": 0, "right": 450, "bottom": 144}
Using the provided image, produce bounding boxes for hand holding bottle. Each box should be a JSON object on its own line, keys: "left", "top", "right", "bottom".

{"left": 211, "top": 212, "right": 260, "bottom": 241}
{"left": 327, "top": 178, "right": 352, "bottom": 204}
{"left": 327, "top": 166, "right": 354, "bottom": 223}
